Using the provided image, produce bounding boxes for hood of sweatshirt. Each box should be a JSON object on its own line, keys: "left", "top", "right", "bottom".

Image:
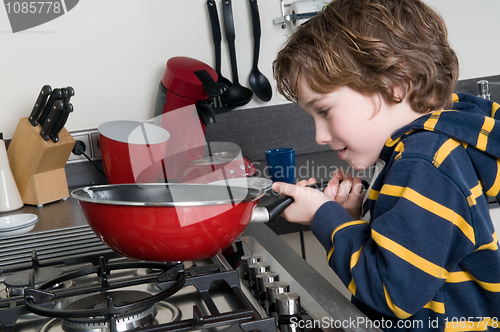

{"left": 381, "top": 92, "right": 500, "bottom": 202}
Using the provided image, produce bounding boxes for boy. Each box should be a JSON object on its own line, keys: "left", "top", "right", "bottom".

{"left": 272, "top": 0, "right": 500, "bottom": 330}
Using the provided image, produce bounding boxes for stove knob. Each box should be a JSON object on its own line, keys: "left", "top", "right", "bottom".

{"left": 241, "top": 254, "right": 262, "bottom": 280}
{"left": 256, "top": 271, "right": 279, "bottom": 303}
{"left": 276, "top": 292, "right": 301, "bottom": 316}
{"left": 265, "top": 281, "right": 290, "bottom": 314}
{"left": 277, "top": 292, "right": 303, "bottom": 332}
{"left": 248, "top": 262, "right": 270, "bottom": 290}
{"left": 256, "top": 271, "right": 279, "bottom": 293}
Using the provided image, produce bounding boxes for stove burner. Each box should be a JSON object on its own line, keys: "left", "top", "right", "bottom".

{"left": 65, "top": 290, "right": 155, "bottom": 314}
{"left": 134, "top": 261, "right": 194, "bottom": 278}
{"left": 40, "top": 301, "right": 181, "bottom": 332}
{"left": 4, "top": 266, "right": 64, "bottom": 296}
{"left": 24, "top": 259, "right": 186, "bottom": 322}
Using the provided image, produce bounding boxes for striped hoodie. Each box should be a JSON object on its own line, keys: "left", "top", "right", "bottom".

{"left": 311, "top": 93, "right": 500, "bottom": 331}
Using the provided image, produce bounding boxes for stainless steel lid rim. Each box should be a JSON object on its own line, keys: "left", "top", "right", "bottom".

{"left": 71, "top": 183, "right": 265, "bottom": 207}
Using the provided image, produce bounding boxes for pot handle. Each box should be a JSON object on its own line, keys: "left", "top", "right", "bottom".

{"left": 265, "top": 182, "right": 326, "bottom": 223}
{"left": 252, "top": 179, "right": 369, "bottom": 223}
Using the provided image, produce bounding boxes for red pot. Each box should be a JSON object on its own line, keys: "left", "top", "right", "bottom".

{"left": 71, "top": 183, "right": 290, "bottom": 262}
{"left": 99, "top": 121, "right": 170, "bottom": 184}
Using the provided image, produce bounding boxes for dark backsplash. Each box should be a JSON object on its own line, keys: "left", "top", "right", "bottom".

{"left": 455, "top": 74, "right": 500, "bottom": 99}
{"left": 204, "top": 102, "right": 330, "bottom": 162}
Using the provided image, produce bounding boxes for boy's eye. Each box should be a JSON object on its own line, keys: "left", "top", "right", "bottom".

{"left": 318, "top": 109, "right": 329, "bottom": 117}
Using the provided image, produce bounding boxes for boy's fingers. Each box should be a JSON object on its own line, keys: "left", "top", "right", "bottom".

{"left": 344, "top": 176, "right": 364, "bottom": 209}
{"left": 272, "top": 182, "right": 296, "bottom": 197}
{"left": 296, "top": 179, "right": 309, "bottom": 187}
{"left": 323, "top": 179, "right": 339, "bottom": 200}
{"left": 335, "top": 174, "right": 353, "bottom": 204}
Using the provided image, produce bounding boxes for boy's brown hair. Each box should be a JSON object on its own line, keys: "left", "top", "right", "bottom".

{"left": 273, "top": 0, "right": 459, "bottom": 114}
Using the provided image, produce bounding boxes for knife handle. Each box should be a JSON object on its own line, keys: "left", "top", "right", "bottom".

{"left": 64, "top": 86, "right": 75, "bottom": 103}
{"left": 50, "top": 102, "right": 73, "bottom": 143}
{"left": 40, "top": 100, "right": 64, "bottom": 141}
{"left": 29, "top": 85, "right": 52, "bottom": 127}
{"left": 38, "top": 88, "right": 62, "bottom": 126}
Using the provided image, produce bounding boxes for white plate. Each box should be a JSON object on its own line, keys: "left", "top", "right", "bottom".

{"left": 209, "top": 177, "right": 273, "bottom": 192}
{"left": 0, "top": 213, "right": 38, "bottom": 237}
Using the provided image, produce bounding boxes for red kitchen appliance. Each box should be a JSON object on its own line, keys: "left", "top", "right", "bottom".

{"left": 154, "top": 56, "right": 255, "bottom": 182}
{"left": 154, "top": 56, "right": 219, "bottom": 182}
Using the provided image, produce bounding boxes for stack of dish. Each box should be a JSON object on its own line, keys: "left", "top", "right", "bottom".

{"left": 0, "top": 213, "right": 38, "bottom": 237}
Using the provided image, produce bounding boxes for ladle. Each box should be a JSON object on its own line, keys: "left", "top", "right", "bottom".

{"left": 207, "top": 0, "right": 234, "bottom": 112}
{"left": 248, "top": 0, "right": 272, "bottom": 102}
{"left": 221, "top": 0, "right": 253, "bottom": 107}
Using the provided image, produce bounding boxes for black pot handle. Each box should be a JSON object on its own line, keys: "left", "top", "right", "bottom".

{"left": 265, "top": 182, "right": 326, "bottom": 223}
{"left": 264, "top": 179, "right": 369, "bottom": 223}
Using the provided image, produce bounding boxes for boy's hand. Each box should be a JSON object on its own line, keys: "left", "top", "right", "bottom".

{"left": 271, "top": 180, "right": 330, "bottom": 225}
{"left": 323, "top": 170, "right": 364, "bottom": 219}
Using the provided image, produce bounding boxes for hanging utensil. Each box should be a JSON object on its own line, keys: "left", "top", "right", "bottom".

{"left": 221, "top": 0, "right": 253, "bottom": 107}
{"left": 207, "top": 1, "right": 232, "bottom": 97}
{"left": 248, "top": 0, "right": 272, "bottom": 102}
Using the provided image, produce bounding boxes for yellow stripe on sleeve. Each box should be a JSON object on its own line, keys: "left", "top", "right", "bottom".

{"left": 476, "top": 117, "right": 495, "bottom": 151}
{"left": 423, "top": 300, "right": 445, "bottom": 314}
{"left": 326, "top": 220, "right": 369, "bottom": 260}
{"left": 476, "top": 232, "right": 498, "bottom": 251}
{"left": 447, "top": 271, "right": 500, "bottom": 292}
{"left": 452, "top": 93, "right": 459, "bottom": 103}
{"left": 368, "top": 188, "right": 380, "bottom": 201}
{"left": 372, "top": 230, "right": 450, "bottom": 280}
{"left": 350, "top": 244, "right": 364, "bottom": 270}
{"left": 380, "top": 185, "right": 475, "bottom": 244}
{"left": 346, "top": 244, "right": 366, "bottom": 296}
{"left": 432, "top": 138, "right": 461, "bottom": 168}
{"left": 492, "top": 102, "right": 500, "bottom": 119}
{"left": 485, "top": 159, "right": 500, "bottom": 197}
{"left": 382, "top": 285, "right": 412, "bottom": 319}
{"left": 467, "top": 182, "right": 483, "bottom": 207}
{"left": 348, "top": 279, "right": 356, "bottom": 295}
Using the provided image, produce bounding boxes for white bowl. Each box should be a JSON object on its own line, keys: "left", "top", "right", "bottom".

{"left": 0, "top": 213, "right": 38, "bottom": 237}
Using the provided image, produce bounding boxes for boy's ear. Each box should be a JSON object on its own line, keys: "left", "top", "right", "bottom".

{"left": 393, "top": 83, "right": 408, "bottom": 103}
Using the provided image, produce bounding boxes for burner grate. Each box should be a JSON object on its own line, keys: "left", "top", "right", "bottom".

{"left": 0, "top": 225, "right": 117, "bottom": 274}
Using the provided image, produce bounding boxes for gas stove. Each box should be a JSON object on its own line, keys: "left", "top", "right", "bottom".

{"left": 0, "top": 224, "right": 338, "bottom": 332}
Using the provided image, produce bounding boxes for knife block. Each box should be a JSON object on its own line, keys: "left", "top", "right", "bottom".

{"left": 7, "top": 117, "right": 75, "bottom": 206}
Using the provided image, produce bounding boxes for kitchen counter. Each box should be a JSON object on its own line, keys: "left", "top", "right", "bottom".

{"left": 0, "top": 194, "right": 88, "bottom": 233}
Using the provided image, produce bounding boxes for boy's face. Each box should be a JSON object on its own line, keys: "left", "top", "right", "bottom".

{"left": 297, "top": 79, "right": 408, "bottom": 171}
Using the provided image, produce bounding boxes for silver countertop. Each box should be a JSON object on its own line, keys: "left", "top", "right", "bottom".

{"left": 0, "top": 193, "right": 88, "bottom": 233}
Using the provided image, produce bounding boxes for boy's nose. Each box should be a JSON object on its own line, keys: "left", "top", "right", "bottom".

{"left": 315, "top": 123, "right": 332, "bottom": 146}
